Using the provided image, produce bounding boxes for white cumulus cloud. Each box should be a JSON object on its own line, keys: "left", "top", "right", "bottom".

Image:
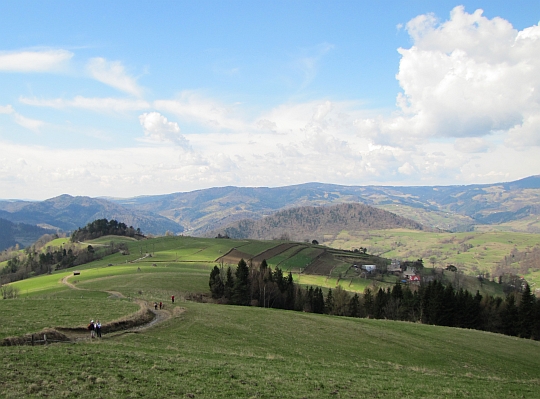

{"left": 139, "top": 112, "right": 191, "bottom": 149}
{"left": 355, "top": 6, "right": 540, "bottom": 150}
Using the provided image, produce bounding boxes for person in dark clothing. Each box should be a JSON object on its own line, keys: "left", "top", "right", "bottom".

{"left": 96, "top": 320, "right": 102, "bottom": 337}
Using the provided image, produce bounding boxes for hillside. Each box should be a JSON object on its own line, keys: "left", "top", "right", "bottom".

{"left": 2, "top": 175, "right": 540, "bottom": 253}
{"left": 0, "top": 194, "right": 183, "bottom": 237}
{"left": 208, "top": 202, "right": 426, "bottom": 241}
{"left": 1, "top": 235, "right": 539, "bottom": 398}
{"left": 110, "top": 175, "right": 540, "bottom": 234}
{"left": 0, "top": 218, "right": 55, "bottom": 250}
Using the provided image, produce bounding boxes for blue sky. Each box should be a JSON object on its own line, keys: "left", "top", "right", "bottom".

{"left": 1, "top": 1, "right": 539, "bottom": 199}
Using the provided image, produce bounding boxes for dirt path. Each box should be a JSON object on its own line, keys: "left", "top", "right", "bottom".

{"left": 61, "top": 275, "right": 81, "bottom": 290}
{"left": 57, "top": 274, "right": 179, "bottom": 338}
{"left": 3, "top": 270, "right": 187, "bottom": 346}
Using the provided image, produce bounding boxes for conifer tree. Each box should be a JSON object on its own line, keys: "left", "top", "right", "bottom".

{"left": 519, "top": 283, "right": 535, "bottom": 338}
{"left": 209, "top": 265, "right": 224, "bottom": 299}
{"left": 224, "top": 266, "right": 234, "bottom": 301}
{"left": 349, "top": 293, "right": 360, "bottom": 317}
{"left": 232, "top": 258, "right": 250, "bottom": 305}
{"left": 325, "top": 288, "right": 334, "bottom": 315}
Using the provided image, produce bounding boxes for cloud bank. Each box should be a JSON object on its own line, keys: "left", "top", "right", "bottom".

{"left": 1, "top": 6, "right": 540, "bottom": 199}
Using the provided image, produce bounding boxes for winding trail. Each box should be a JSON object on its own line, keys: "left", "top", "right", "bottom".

{"left": 56, "top": 273, "right": 180, "bottom": 341}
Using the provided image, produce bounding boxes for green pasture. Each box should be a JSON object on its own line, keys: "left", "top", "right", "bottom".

{"left": 2, "top": 235, "right": 540, "bottom": 398}
{"left": 328, "top": 229, "right": 540, "bottom": 275}
{"left": 293, "top": 273, "right": 386, "bottom": 293}
{"left": 76, "top": 262, "right": 212, "bottom": 301}
{"left": 0, "top": 293, "right": 138, "bottom": 339}
{"left": 277, "top": 247, "right": 323, "bottom": 271}
{"left": 231, "top": 240, "right": 282, "bottom": 256}
{"left": 87, "top": 236, "right": 139, "bottom": 245}
{"left": 2, "top": 300, "right": 540, "bottom": 398}
{"left": 10, "top": 272, "right": 72, "bottom": 297}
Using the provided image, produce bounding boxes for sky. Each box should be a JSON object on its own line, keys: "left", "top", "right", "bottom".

{"left": 1, "top": 1, "right": 540, "bottom": 200}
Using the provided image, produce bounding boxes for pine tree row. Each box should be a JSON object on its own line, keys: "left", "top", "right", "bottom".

{"left": 210, "top": 259, "right": 540, "bottom": 340}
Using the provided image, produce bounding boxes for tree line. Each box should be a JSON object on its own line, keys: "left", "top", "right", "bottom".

{"left": 1, "top": 241, "right": 129, "bottom": 285}
{"left": 210, "top": 259, "right": 540, "bottom": 340}
{"left": 70, "top": 219, "right": 143, "bottom": 242}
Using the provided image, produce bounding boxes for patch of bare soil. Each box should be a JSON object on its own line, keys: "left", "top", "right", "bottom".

{"left": 303, "top": 250, "right": 335, "bottom": 275}
{"left": 61, "top": 275, "right": 81, "bottom": 290}
{"left": 216, "top": 248, "right": 253, "bottom": 265}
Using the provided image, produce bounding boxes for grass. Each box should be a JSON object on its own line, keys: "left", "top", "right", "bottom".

{"left": 2, "top": 235, "right": 540, "bottom": 398}
{"left": 1, "top": 300, "right": 540, "bottom": 398}
{"left": 0, "top": 293, "right": 138, "bottom": 339}
{"left": 328, "top": 229, "right": 540, "bottom": 276}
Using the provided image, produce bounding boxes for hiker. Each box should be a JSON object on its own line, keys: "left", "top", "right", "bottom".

{"left": 171, "top": 295, "right": 175, "bottom": 303}
{"left": 96, "top": 320, "right": 102, "bottom": 338}
{"left": 88, "top": 320, "right": 95, "bottom": 338}
{"left": 154, "top": 302, "right": 158, "bottom": 310}
{"left": 159, "top": 301, "right": 162, "bottom": 309}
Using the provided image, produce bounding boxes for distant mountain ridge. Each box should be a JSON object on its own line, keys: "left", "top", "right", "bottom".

{"left": 0, "top": 194, "right": 183, "bottom": 239}
{"left": 1, "top": 175, "right": 539, "bottom": 251}
{"left": 0, "top": 218, "right": 55, "bottom": 250}
{"left": 112, "top": 175, "right": 540, "bottom": 234}
{"left": 206, "top": 203, "right": 426, "bottom": 241}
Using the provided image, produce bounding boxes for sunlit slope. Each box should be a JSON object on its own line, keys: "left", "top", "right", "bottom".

{"left": 2, "top": 300, "right": 540, "bottom": 398}
{"left": 328, "top": 229, "right": 540, "bottom": 275}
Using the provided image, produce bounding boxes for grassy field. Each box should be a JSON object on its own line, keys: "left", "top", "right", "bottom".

{"left": 2, "top": 299, "right": 540, "bottom": 398}
{"left": 2, "top": 236, "right": 540, "bottom": 398}
{"left": 327, "top": 229, "right": 540, "bottom": 276}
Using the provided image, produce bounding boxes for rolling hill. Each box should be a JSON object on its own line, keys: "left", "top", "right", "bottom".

{"left": 207, "top": 202, "right": 426, "bottom": 242}
{"left": 1, "top": 235, "right": 539, "bottom": 398}
{"left": 1, "top": 175, "right": 540, "bottom": 253}
{"left": 0, "top": 218, "right": 55, "bottom": 250}
{"left": 0, "top": 194, "right": 183, "bottom": 240}
{"left": 110, "top": 175, "right": 540, "bottom": 234}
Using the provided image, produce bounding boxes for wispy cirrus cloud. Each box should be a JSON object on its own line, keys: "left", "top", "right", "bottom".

{"left": 0, "top": 49, "right": 73, "bottom": 72}
{"left": 19, "top": 96, "right": 150, "bottom": 113}
{"left": 0, "top": 103, "right": 44, "bottom": 132}
{"left": 154, "top": 91, "right": 248, "bottom": 131}
{"left": 87, "top": 57, "right": 143, "bottom": 97}
{"left": 294, "top": 42, "right": 334, "bottom": 89}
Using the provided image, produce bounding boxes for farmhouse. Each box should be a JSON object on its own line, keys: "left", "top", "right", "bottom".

{"left": 403, "top": 266, "right": 417, "bottom": 279}
{"left": 388, "top": 259, "right": 401, "bottom": 274}
{"left": 362, "top": 264, "right": 376, "bottom": 272}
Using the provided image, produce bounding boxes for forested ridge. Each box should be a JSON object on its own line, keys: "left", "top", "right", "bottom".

{"left": 0, "top": 218, "right": 54, "bottom": 250}
{"left": 1, "top": 219, "right": 139, "bottom": 286}
{"left": 70, "top": 218, "right": 143, "bottom": 242}
{"left": 212, "top": 203, "right": 426, "bottom": 241}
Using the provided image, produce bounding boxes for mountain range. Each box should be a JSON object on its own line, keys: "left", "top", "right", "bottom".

{"left": 0, "top": 175, "right": 539, "bottom": 251}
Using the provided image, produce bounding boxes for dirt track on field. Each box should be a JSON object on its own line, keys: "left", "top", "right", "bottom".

{"left": 1, "top": 274, "right": 184, "bottom": 346}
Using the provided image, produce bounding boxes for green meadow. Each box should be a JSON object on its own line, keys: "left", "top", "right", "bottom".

{"left": 328, "top": 229, "right": 540, "bottom": 276}
{"left": 2, "top": 235, "right": 540, "bottom": 398}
